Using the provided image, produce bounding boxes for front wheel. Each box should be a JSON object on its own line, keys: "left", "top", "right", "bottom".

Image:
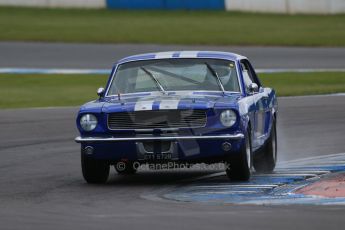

{"left": 225, "top": 129, "right": 252, "bottom": 181}
{"left": 253, "top": 119, "right": 277, "bottom": 173}
{"left": 81, "top": 151, "right": 109, "bottom": 184}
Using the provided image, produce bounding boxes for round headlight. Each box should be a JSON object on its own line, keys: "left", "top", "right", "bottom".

{"left": 80, "top": 114, "right": 98, "bottom": 131}
{"left": 220, "top": 110, "right": 237, "bottom": 127}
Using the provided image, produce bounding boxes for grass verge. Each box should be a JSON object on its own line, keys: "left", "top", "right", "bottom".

{"left": 0, "top": 7, "right": 345, "bottom": 46}
{"left": 259, "top": 72, "right": 345, "bottom": 96}
{"left": 0, "top": 72, "right": 344, "bottom": 109}
{"left": 0, "top": 74, "right": 108, "bottom": 109}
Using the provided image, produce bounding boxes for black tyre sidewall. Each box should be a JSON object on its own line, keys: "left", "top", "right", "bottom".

{"left": 253, "top": 119, "right": 277, "bottom": 173}
{"left": 226, "top": 129, "right": 251, "bottom": 181}
{"left": 81, "top": 150, "right": 109, "bottom": 184}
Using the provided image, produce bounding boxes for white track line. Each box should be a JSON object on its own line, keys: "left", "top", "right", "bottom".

{"left": 256, "top": 68, "right": 345, "bottom": 73}
{"left": 195, "top": 152, "right": 345, "bottom": 181}
{"left": 0, "top": 68, "right": 109, "bottom": 74}
{"left": 253, "top": 173, "right": 318, "bottom": 177}
{"left": 278, "top": 93, "right": 345, "bottom": 99}
{"left": 1, "top": 67, "right": 345, "bottom": 75}
{"left": 194, "top": 184, "right": 278, "bottom": 189}
{"left": 277, "top": 152, "right": 345, "bottom": 165}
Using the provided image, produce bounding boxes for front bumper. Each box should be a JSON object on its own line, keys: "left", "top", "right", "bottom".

{"left": 75, "top": 133, "right": 245, "bottom": 162}
{"left": 75, "top": 133, "right": 244, "bottom": 143}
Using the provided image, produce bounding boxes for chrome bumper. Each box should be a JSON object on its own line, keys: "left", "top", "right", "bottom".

{"left": 75, "top": 134, "right": 244, "bottom": 143}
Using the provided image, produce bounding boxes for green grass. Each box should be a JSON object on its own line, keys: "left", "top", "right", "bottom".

{"left": 0, "top": 74, "right": 108, "bottom": 109}
{"left": 259, "top": 72, "right": 345, "bottom": 96}
{"left": 1, "top": 7, "right": 345, "bottom": 46}
{"left": 0, "top": 72, "right": 344, "bottom": 109}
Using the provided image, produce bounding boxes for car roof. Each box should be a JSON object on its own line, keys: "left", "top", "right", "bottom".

{"left": 116, "top": 51, "right": 247, "bottom": 64}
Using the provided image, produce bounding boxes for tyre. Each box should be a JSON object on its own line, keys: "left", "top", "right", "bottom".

{"left": 226, "top": 129, "right": 252, "bottom": 181}
{"left": 114, "top": 161, "right": 137, "bottom": 175}
{"left": 81, "top": 151, "right": 109, "bottom": 184}
{"left": 253, "top": 119, "right": 277, "bottom": 173}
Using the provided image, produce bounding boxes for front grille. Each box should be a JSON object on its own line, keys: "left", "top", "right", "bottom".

{"left": 107, "top": 110, "right": 207, "bottom": 130}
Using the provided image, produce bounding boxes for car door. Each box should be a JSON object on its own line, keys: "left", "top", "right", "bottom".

{"left": 240, "top": 59, "right": 269, "bottom": 149}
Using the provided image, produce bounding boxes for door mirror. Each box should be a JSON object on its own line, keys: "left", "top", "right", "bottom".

{"left": 248, "top": 83, "right": 259, "bottom": 94}
{"left": 97, "top": 87, "right": 105, "bottom": 97}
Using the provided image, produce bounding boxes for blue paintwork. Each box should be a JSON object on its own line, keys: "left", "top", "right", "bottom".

{"left": 106, "top": 0, "right": 225, "bottom": 10}
{"left": 76, "top": 51, "right": 278, "bottom": 163}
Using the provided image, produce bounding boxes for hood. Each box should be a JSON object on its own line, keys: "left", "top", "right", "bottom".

{"left": 101, "top": 91, "right": 241, "bottom": 113}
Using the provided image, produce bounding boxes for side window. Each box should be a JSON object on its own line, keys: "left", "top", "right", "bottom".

{"left": 240, "top": 60, "right": 260, "bottom": 92}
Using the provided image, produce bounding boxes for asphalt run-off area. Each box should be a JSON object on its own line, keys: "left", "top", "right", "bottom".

{"left": 159, "top": 153, "right": 345, "bottom": 205}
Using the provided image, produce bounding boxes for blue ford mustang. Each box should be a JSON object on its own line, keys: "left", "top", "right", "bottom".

{"left": 75, "top": 51, "right": 278, "bottom": 183}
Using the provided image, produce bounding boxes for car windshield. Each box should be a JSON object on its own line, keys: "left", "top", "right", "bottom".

{"left": 107, "top": 58, "right": 240, "bottom": 95}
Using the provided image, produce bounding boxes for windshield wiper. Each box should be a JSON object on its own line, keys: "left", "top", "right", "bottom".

{"left": 205, "top": 62, "right": 225, "bottom": 95}
{"left": 140, "top": 67, "right": 166, "bottom": 95}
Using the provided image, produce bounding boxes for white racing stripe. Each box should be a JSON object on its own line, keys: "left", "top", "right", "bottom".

{"left": 155, "top": 52, "right": 175, "bottom": 59}
{"left": 178, "top": 51, "right": 199, "bottom": 58}
{"left": 159, "top": 100, "right": 180, "bottom": 110}
{"left": 134, "top": 100, "right": 154, "bottom": 111}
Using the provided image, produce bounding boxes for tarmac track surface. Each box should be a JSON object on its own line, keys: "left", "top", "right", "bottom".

{"left": 0, "top": 95, "right": 344, "bottom": 230}
{"left": 1, "top": 42, "right": 345, "bottom": 69}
